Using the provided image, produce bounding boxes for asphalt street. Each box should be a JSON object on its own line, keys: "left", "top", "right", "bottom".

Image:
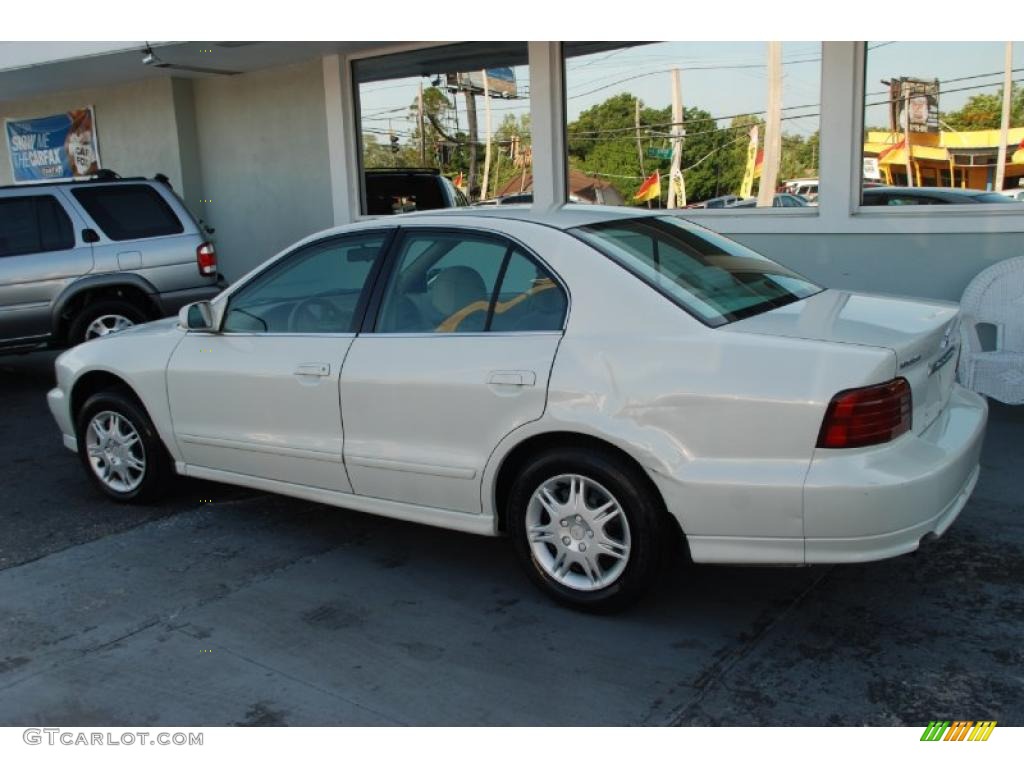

{"left": 0, "top": 350, "right": 1021, "bottom": 725}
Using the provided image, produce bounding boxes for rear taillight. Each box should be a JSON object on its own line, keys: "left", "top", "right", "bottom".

{"left": 197, "top": 241, "right": 217, "bottom": 276}
{"left": 816, "top": 378, "right": 912, "bottom": 449}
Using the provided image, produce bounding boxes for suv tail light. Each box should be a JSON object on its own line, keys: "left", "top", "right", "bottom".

{"left": 197, "top": 242, "right": 217, "bottom": 276}
{"left": 817, "top": 378, "right": 912, "bottom": 449}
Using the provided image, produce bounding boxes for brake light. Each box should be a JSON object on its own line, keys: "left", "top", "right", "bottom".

{"left": 197, "top": 242, "right": 217, "bottom": 276}
{"left": 816, "top": 378, "right": 912, "bottom": 449}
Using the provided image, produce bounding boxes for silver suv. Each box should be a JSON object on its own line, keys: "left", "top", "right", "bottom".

{"left": 0, "top": 174, "right": 222, "bottom": 354}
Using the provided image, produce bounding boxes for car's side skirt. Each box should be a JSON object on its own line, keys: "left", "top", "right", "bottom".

{"left": 178, "top": 462, "right": 498, "bottom": 537}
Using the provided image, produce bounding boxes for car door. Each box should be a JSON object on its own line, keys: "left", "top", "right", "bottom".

{"left": 0, "top": 192, "right": 90, "bottom": 347}
{"left": 166, "top": 229, "right": 392, "bottom": 492}
{"left": 340, "top": 227, "right": 568, "bottom": 514}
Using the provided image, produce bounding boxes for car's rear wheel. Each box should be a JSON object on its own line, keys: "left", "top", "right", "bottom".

{"left": 508, "top": 447, "right": 663, "bottom": 612}
{"left": 76, "top": 390, "right": 170, "bottom": 503}
{"left": 69, "top": 299, "right": 147, "bottom": 345}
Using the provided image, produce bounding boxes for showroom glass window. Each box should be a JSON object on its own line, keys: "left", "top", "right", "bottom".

{"left": 861, "top": 41, "right": 1024, "bottom": 205}
{"left": 562, "top": 42, "right": 822, "bottom": 211}
{"left": 352, "top": 42, "right": 531, "bottom": 214}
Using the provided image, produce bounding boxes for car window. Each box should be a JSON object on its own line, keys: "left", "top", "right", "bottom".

{"left": 376, "top": 232, "right": 506, "bottom": 333}
{"left": 574, "top": 216, "right": 821, "bottom": 327}
{"left": 71, "top": 184, "right": 184, "bottom": 241}
{"left": 489, "top": 250, "right": 567, "bottom": 333}
{"left": 375, "top": 231, "right": 567, "bottom": 334}
{"left": 222, "top": 233, "right": 386, "bottom": 334}
{"left": 0, "top": 195, "right": 74, "bottom": 258}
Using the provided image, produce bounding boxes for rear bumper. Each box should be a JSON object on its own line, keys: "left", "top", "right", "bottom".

{"left": 803, "top": 384, "right": 987, "bottom": 563}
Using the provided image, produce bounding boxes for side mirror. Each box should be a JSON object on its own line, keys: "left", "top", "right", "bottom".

{"left": 178, "top": 300, "right": 215, "bottom": 331}
{"left": 82, "top": 228, "right": 100, "bottom": 243}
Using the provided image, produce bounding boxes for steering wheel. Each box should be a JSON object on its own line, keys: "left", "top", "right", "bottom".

{"left": 288, "top": 297, "right": 345, "bottom": 333}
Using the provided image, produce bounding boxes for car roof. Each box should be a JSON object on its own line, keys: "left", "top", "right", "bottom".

{"left": 395, "top": 203, "right": 655, "bottom": 230}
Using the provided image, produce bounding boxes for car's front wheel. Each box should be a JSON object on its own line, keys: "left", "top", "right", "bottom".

{"left": 508, "top": 447, "right": 664, "bottom": 612}
{"left": 76, "top": 390, "right": 170, "bottom": 503}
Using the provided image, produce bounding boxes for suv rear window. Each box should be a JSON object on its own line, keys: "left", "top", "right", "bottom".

{"left": 72, "top": 184, "right": 184, "bottom": 241}
{"left": 365, "top": 173, "right": 447, "bottom": 215}
{"left": 0, "top": 195, "right": 74, "bottom": 257}
{"left": 574, "top": 215, "right": 821, "bottom": 327}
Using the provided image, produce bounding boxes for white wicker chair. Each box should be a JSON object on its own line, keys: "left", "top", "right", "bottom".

{"left": 958, "top": 255, "right": 1024, "bottom": 404}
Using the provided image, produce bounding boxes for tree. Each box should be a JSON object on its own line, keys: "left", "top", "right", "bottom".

{"left": 942, "top": 85, "right": 1024, "bottom": 131}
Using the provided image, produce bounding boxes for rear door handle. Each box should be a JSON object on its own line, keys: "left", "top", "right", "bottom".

{"left": 294, "top": 362, "right": 330, "bottom": 377}
{"left": 488, "top": 370, "right": 536, "bottom": 387}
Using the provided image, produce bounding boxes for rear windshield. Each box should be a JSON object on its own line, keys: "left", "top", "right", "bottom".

{"left": 573, "top": 216, "right": 821, "bottom": 327}
{"left": 72, "top": 184, "right": 184, "bottom": 241}
{"left": 365, "top": 174, "right": 446, "bottom": 215}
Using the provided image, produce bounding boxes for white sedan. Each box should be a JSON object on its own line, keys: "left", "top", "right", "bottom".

{"left": 47, "top": 207, "right": 987, "bottom": 611}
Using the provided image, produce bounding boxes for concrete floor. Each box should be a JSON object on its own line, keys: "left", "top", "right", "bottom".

{"left": 0, "top": 350, "right": 1021, "bottom": 726}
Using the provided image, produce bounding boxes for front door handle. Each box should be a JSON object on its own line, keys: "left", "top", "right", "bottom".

{"left": 488, "top": 370, "right": 536, "bottom": 387}
{"left": 294, "top": 362, "right": 330, "bottom": 377}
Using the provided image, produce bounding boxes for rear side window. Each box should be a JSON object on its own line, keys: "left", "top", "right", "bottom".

{"left": 0, "top": 195, "right": 74, "bottom": 257}
{"left": 575, "top": 216, "right": 820, "bottom": 327}
{"left": 365, "top": 174, "right": 446, "bottom": 215}
{"left": 72, "top": 184, "right": 184, "bottom": 241}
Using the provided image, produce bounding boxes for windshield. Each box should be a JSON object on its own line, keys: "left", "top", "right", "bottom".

{"left": 573, "top": 216, "right": 822, "bottom": 327}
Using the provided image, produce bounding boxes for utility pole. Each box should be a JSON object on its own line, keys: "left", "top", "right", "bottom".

{"left": 668, "top": 68, "right": 684, "bottom": 209}
{"left": 903, "top": 85, "right": 915, "bottom": 187}
{"left": 417, "top": 82, "right": 426, "bottom": 166}
{"left": 464, "top": 89, "right": 478, "bottom": 200}
{"left": 996, "top": 41, "right": 1014, "bottom": 192}
{"left": 635, "top": 98, "right": 646, "bottom": 176}
{"left": 480, "top": 69, "right": 493, "bottom": 203}
{"left": 757, "top": 42, "right": 783, "bottom": 207}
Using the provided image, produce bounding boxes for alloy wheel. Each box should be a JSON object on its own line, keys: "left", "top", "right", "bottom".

{"left": 85, "top": 410, "right": 147, "bottom": 493}
{"left": 84, "top": 314, "right": 135, "bottom": 340}
{"left": 525, "top": 473, "right": 631, "bottom": 592}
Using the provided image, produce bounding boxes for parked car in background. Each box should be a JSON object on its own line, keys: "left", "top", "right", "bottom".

{"left": 732, "top": 194, "right": 810, "bottom": 208}
{"left": 862, "top": 186, "right": 1019, "bottom": 206}
{"left": 687, "top": 194, "right": 743, "bottom": 209}
{"left": 783, "top": 178, "right": 818, "bottom": 202}
{"left": 364, "top": 168, "right": 469, "bottom": 214}
{"left": 472, "top": 193, "right": 590, "bottom": 206}
{"left": 48, "top": 207, "right": 986, "bottom": 611}
{"left": 0, "top": 173, "right": 222, "bottom": 355}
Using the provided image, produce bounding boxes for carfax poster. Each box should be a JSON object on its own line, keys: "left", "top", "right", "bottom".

{"left": 5, "top": 106, "right": 101, "bottom": 183}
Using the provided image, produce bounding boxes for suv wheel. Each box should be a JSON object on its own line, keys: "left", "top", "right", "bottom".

{"left": 69, "top": 299, "right": 147, "bottom": 345}
{"left": 76, "top": 390, "right": 170, "bottom": 503}
{"left": 508, "top": 447, "right": 664, "bottom": 612}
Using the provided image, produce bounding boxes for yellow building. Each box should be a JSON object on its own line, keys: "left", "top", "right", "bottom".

{"left": 864, "top": 127, "right": 1024, "bottom": 190}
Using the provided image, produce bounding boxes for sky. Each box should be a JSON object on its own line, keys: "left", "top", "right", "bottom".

{"left": 358, "top": 41, "right": 1023, "bottom": 149}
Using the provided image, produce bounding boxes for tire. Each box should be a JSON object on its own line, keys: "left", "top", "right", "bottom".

{"left": 75, "top": 390, "right": 170, "bottom": 504}
{"left": 508, "top": 447, "right": 664, "bottom": 613}
{"left": 68, "top": 299, "right": 148, "bottom": 345}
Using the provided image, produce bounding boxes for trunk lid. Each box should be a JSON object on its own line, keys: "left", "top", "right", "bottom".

{"left": 726, "top": 289, "right": 961, "bottom": 434}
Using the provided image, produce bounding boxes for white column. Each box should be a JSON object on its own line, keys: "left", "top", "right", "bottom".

{"left": 817, "top": 41, "right": 861, "bottom": 228}
{"left": 528, "top": 41, "right": 567, "bottom": 210}
{"left": 323, "top": 53, "right": 361, "bottom": 224}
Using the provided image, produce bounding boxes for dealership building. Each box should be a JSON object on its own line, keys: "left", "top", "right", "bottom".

{"left": 2, "top": 41, "right": 1022, "bottom": 299}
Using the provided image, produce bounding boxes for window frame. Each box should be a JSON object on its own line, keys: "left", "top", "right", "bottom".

{"left": 854, "top": 40, "right": 1024, "bottom": 218}
{"left": 360, "top": 225, "right": 570, "bottom": 336}
{"left": 219, "top": 229, "right": 396, "bottom": 337}
{"left": 0, "top": 194, "right": 75, "bottom": 258}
